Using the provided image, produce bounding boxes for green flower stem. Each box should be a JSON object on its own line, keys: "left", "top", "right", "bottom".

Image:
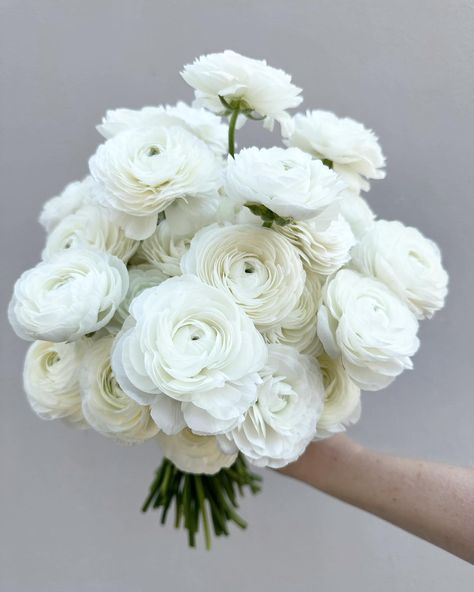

{"left": 228, "top": 105, "right": 240, "bottom": 158}
{"left": 183, "top": 474, "right": 196, "bottom": 547}
{"left": 219, "top": 472, "right": 238, "bottom": 506}
{"left": 205, "top": 476, "right": 231, "bottom": 516}
{"left": 189, "top": 476, "right": 199, "bottom": 535}
{"left": 161, "top": 461, "right": 173, "bottom": 493}
{"left": 195, "top": 476, "right": 212, "bottom": 550}
{"left": 175, "top": 486, "right": 183, "bottom": 529}
{"left": 142, "top": 455, "right": 261, "bottom": 549}
{"left": 141, "top": 463, "right": 165, "bottom": 512}
{"left": 225, "top": 506, "right": 248, "bottom": 530}
{"left": 206, "top": 491, "right": 229, "bottom": 536}
{"left": 161, "top": 470, "right": 181, "bottom": 525}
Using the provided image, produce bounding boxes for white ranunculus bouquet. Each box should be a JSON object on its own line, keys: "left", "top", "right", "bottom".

{"left": 9, "top": 50, "right": 448, "bottom": 549}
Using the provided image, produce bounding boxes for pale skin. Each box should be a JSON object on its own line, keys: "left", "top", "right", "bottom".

{"left": 278, "top": 434, "right": 474, "bottom": 564}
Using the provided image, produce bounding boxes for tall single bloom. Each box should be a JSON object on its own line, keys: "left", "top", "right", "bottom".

{"left": 111, "top": 275, "right": 268, "bottom": 435}
{"left": 89, "top": 126, "right": 222, "bottom": 240}
{"left": 286, "top": 110, "right": 386, "bottom": 192}
{"left": 351, "top": 220, "right": 449, "bottom": 319}
{"left": 80, "top": 335, "right": 158, "bottom": 443}
{"left": 23, "top": 340, "right": 87, "bottom": 426}
{"left": 157, "top": 429, "right": 237, "bottom": 475}
{"left": 218, "top": 345, "right": 325, "bottom": 468}
{"left": 181, "top": 50, "right": 302, "bottom": 135}
{"left": 317, "top": 269, "right": 420, "bottom": 390}
{"left": 181, "top": 223, "right": 306, "bottom": 329}
{"left": 9, "top": 248, "right": 128, "bottom": 342}
{"left": 225, "top": 147, "right": 346, "bottom": 221}
{"left": 97, "top": 102, "right": 228, "bottom": 156}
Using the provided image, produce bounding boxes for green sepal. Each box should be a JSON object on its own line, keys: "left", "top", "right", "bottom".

{"left": 244, "top": 203, "right": 294, "bottom": 228}
{"left": 322, "top": 158, "right": 334, "bottom": 169}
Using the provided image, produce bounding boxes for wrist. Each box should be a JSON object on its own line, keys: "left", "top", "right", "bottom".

{"left": 279, "top": 434, "right": 365, "bottom": 492}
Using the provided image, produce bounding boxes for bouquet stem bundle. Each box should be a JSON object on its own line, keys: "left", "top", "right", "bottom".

{"left": 142, "top": 455, "right": 261, "bottom": 549}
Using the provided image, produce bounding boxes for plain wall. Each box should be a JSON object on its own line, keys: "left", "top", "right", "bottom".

{"left": 1, "top": 1, "right": 473, "bottom": 590}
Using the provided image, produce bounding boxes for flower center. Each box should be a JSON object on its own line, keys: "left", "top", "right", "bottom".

{"left": 147, "top": 146, "right": 161, "bottom": 157}
{"left": 172, "top": 322, "right": 211, "bottom": 353}
{"left": 281, "top": 160, "right": 294, "bottom": 172}
{"left": 45, "top": 351, "right": 60, "bottom": 367}
{"left": 49, "top": 274, "right": 72, "bottom": 290}
{"left": 244, "top": 263, "right": 255, "bottom": 274}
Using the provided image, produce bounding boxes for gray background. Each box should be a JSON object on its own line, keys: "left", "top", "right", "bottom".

{"left": 1, "top": 1, "right": 473, "bottom": 590}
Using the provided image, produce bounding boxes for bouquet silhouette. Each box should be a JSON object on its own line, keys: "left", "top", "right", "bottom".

{"left": 9, "top": 50, "right": 448, "bottom": 549}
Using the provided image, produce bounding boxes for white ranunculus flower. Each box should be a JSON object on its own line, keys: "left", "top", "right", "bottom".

{"left": 327, "top": 191, "right": 376, "bottom": 239}
{"left": 97, "top": 102, "right": 228, "bottom": 156}
{"left": 317, "top": 269, "right": 420, "bottom": 391}
{"left": 181, "top": 50, "right": 302, "bottom": 135}
{"left": 107, "top": 264, "right": 168, "bottom": 332}
{"left": 163, "top": 192, "right": 221, "bottom": 237}
{"left": 137, "top": 221, "right": 191, "bottom": 277}
{"left": 23, "top": 340, "right": 86, "bottom": 426}
{"left": 89, "top": 126, "right": 222, "bottom": 240}
{"left": 111, "top": 275, "right": 268, "bottom": 436}
{"left": 181, "top": 223, "right": 306, "bottom": 329}
{"left": 218, "top": 345, "right": 325, "bottom": 468}
{"left": 351, "top": 220, "right": 449, "bottom": 319}
{"left": 276, "top": 208, "right": 355, "bottom": 275}
{"left": 225, "top": 147, "right": 346, "bottom": 221}
{"left": 262, "top": 272, "right": 322, "bottom": 355}
{"left": 232, "top": 203, "right": 263, "bottom": 226}
{"left": 9, "top": 248, "right": 128, "bottom": 342}
{"left": 39, "top": 176, "right": 96, "bottom": 232}
{"left": 137, "top": 196, "right": 237, "bottom": 277}
{"left": 286, "top": 110, "right": 386, "bottom": 192}
{"left": 157, "top": 429, "right": 237, "bottom": 475}
{"left": 80, "top": 335, "right": 158, "bottom": 443}
{"left": 42, "top": 204, "right": 139, "bottom": 262}
{"left": 134, "top": 191, "right": 221, "bottom": 271}
{"left": 316, "top": 353, "right": 361, "bottom": 438}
